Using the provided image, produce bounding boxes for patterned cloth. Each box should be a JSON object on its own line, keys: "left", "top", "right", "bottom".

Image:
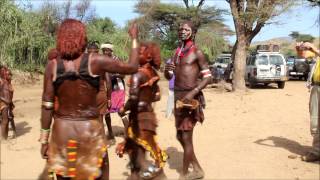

{"left": 46, "top": 118, "right": 108, "bottom": 179}
{"left": 109, "top": 89, "right": 125, "bottom": 113}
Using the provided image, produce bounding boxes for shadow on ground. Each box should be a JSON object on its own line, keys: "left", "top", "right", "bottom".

{"left": 110, "top": 125, "right": 125, "bottom": 137}
{"left": 15, "top": 121, "right": 32, "bottom": 137}
{"left": 254, "top": 136, "right": 312, "bottom": 156}
{"left": 166, "top": 147, "right": 183, "bottom": 175}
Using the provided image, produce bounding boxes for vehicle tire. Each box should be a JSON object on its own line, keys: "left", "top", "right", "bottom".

{"left": 295, "top": 60, "right": 309, "bottom": 74}
{"left": 249, "top": 81, "right": 255, "bottom": 88}
{"left": 264, "top": 83, "right": 270, "bottom": 86}
{"left": 277, "top": 81, "right": 285, "bottom": 89}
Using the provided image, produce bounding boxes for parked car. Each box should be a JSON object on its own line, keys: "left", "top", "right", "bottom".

{"left": 245, "top": 50, "right": 288, "bottom": 89}
{"left": 210, "top": 53, "right": 232, "bottom": 82}
{"left": 287, "top": 57, "right": 314, "bottom": 80}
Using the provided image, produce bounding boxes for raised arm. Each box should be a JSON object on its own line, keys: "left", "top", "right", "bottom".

{"left": 104, "top": 73, "right": 112, "bottom": 107}
{"left": 92, "top": 23, "right": 139, "bottom": 75}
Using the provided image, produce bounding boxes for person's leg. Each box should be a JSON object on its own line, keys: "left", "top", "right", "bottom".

{"left": 8, "top": 108, "right": 16, "bottom": 138}
{"left": 104, "top": 114, "right": 115, "bottom": 146}
{"left": 97, "top": 151, "right": 109, "bottom": 180}
{"left": 119, "top": 113, "right": 129, "bottom": 135}
{"left": 176, "top": 130, "right": 190, "bottom": 175}
{"left": 177, "top": 129, "right": 204, "bottom": 179}
{"left": 1, "top": 107, "right": 9, "bottom": 140}
{"left": 128, "top": 143, "right": 141, "bottom": 180}
{"left": 303, "top": 86, "right": 320, "bottom": 161}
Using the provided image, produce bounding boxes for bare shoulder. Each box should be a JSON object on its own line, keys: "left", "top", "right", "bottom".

{"left": 196, "top": 49, "right": 205, "bottom": 57}
{"left": 45, "top": 59, "right": 56, "bottom": 72}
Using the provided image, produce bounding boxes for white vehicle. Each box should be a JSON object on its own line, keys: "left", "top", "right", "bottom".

{"left": 213, "top": 53, "right": 232, "bottom": 69}
{"left": 245, "top": 51, "right": 288, "bottom": 89}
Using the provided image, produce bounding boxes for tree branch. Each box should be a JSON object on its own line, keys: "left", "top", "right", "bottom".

{"left": 156, "top": 24, "right": 168, "bottom": 37}
{"left": 196, "top": 0, "right": 205, "bottom": 10}
{"left": 248, "top": 20, "right": 264, "bottom": 43}
{"left": 183, "top": 0, "right": 189, "bottom": 9}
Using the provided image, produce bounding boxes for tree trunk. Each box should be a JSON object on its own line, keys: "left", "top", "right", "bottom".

{"left": 232, "top": 35, "right": 247, "bottom": 92}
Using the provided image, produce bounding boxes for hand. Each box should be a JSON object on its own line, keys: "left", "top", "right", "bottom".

{"left": 302, "top": 42, "right": 319, "bottom": 55}
{"left": 116, "top": 141, "right": 126, "bottom": 158}
{"left": 182, "top": 91, "right": 195, "bottom": 102}
{"left": 165, "top": 63, "right": 175, "bottom": 72}
{"left": 41, "top": 144, "right": 49, "bottom": 159}
{"left": 128, "top": 23, "right": 138, "bottom": 39}
{"left": 118, "top": 107, "right": 126, "bottom": 117}
{"left": 107, "top": 99, "right": 111, "bottom": 109}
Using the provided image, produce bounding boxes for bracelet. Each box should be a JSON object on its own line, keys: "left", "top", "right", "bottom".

{"left": 42, "top": 101, "right": 54, "bottom": 109}
{"left": 39, "top": 128, "right": 50, "bottom": 144}
{"left": 132, "top": 39, "right": 138, "bottom": 49}
{"left": 193, "top": 87, "right": 200, "bottom": 93}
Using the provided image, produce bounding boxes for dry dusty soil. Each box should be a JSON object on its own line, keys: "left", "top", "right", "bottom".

{"left": 1, "top": 76, "right": 319, "bottom": 179}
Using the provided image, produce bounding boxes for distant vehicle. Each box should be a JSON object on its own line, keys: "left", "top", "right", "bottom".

{"left": 212, "top": 53, "right": 232, "bottom": 70}
{"left": 210, "top": 53, "right": 232, "bottom": 82}
{"left": 287, "top": 57, "right": 314, "bottom": 80}
{"left": 245, "top": 45, "right": 287, "bottom": 89}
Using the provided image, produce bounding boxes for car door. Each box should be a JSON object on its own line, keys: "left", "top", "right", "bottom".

{"left": 256, "top": 54, "right": 269, "bottom": 78}
{"left": 269, "top": 54, "right": 286, "bottom": 77}
{"left": 246, "top": 55, "right": 255, "bottom": 80}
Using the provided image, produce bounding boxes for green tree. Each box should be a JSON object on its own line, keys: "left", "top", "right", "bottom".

{"left": 133, "top": 0, "right": 232, "bottom": 60}
{"left": 289, "top": 31, "right": 315, "bottom": 42}
{"left": 289, "top": 31, "right": 300, "bottom": 39}
{"left": 227, "top": 0, "right": 295, "bottom": 91}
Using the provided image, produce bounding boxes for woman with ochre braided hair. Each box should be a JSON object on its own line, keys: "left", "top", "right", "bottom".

{"left": 39, "top": 19, "right": 139, "bottom": 180}
{"left": 116, "top": 42, "right": 168, "bottom": 180}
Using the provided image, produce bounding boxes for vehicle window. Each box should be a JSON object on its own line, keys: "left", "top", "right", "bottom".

{"left": 257, "top": 55, "right": 268, "bottom": 65}
{"left": 286, "top": 58, "right": 294, "bottom": 64}
{"left": 270, "top": 55, "right": 284, "bottom": 65}
{"left": 216, "top": 58, "right": 223, "bottom": 63}
{"left": 223, "top": 58, "right": 231, "bottom": 64}
{"left": 216, "top": 57, "right": 231, "bottom": 64}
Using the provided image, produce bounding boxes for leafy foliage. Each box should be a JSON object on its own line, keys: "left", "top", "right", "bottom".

{"left": 0, "top": 0, "right": 231, "bottom": 72}
{"left": 227, "top": 0, "right": 296, "bottom": 91}
{"left": 289, "top": 31, "right": 315, "bottom": 42}
{"left": 133, "top": 0, "right": 232, "bottom": 61}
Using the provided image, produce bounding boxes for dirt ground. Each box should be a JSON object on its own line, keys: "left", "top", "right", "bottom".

{"left": 1, "top": 76, "right": 319, "bottom": 179}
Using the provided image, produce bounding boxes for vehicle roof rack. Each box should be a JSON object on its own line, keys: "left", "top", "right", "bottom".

{"left": 256, "top": 44, "right": 280, "bottom": 53}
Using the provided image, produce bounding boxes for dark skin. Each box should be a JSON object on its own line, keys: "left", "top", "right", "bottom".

{"left": 102, "top": 47, "right": 127, "bottom": 142}
{"left": 40, "top": 23, "right": 139, "bottom": 180}
{"left": 0, "top": 69, "right": 16, "bottom": 140}
{"left": 87, "top": 47, "right": 99, "bottom": 54}
{"left": 164, "top": 23, "right": 212, "bottom": 178}
{"left": 120, "top": 45, "right": 161, "bottom": 180}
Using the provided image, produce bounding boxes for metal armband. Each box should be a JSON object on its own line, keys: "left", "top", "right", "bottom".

{"left": 201, "top": 69, "right": 212, "bottom": 78}
{"left": 132, "top": 39, "right": 138, "bottom": 49}
{"left": 39, "top": 128, "right": 50, "bottom": 144}
{"left": 42, "top": 101, "right": 54, "bottom": 109}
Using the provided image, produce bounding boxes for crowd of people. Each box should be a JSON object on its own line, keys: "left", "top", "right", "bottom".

{"left": 0, "top": 17, "right": 319, "bottom": 180}
{"left": 34, "top": 19, "right": 212, "bottom": 180}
